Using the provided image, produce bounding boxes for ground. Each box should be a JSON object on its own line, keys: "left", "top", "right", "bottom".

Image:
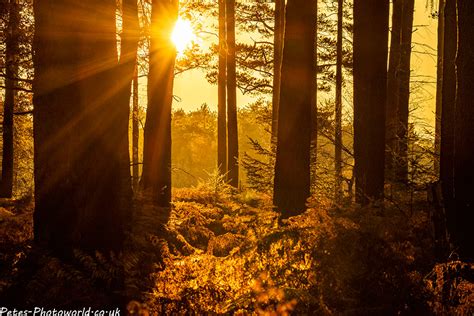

{"left": 0, "top": 185, "right": 472, "bottom": 314}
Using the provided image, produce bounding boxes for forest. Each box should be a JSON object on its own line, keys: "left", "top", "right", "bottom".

{"left": 0, "top": 0, "right": 473, "bottom": 314}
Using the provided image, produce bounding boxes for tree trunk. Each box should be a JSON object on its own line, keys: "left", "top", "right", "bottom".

{"left": 226, "top": 0, "right": 239, "bottom": 188}
{"left": 353, "top": 0, "right": 389, "bottom": 205}
{"left": 334, "top": 0, "right": 344, "bottom": 202}
{"left": 271, "top": 0, "right": 285, "bottom": 147}
{"left": 394, "top": 0, "right": 414, "bottom": 184}
{"left": 440, "top": 0, "right": 456, "bottom": 217}
{"left": 452, "top": 0, "right": 474, "bottom": 261}
{"left": 218, "top": 0, "right": 227, "bottom": 176}
{"left": 33, "top": 0, "right": 131, "bottom": 251}
{"left": 118, "top": 0, "right": 139, "bottom": 204}
{"left": 309, "top": 3, "right": 318, "bottom": 194}
{"left": 132, "top": 65, "right": 140, "bottom": 191}
{"left": 434, "top": 0, "right": 445, "bottom": 177}
{"left": 0, "top": 0, "right": 19, "bottom": 198}
{"left": 273, "top": 0, "right": 316, "bottom": 218}
{"left": 385, "top": 0, "right": 403, "bottom": 182}
{"left": 141, "top": 0, "right": 178, "bottom": 206}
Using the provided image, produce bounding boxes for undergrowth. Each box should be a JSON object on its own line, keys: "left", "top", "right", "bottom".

{"left": 0, "top": 188, "right": 472, "bottom": 314}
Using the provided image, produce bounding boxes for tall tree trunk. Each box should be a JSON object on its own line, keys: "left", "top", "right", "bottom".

{"left": 440, "top": 0, "right": 456, "bottom": 215}
{"left": 0, "top": 0, "right": 19, "bottom": 198}
{"left": 33, "top": 0, "right": 131, "bottom": 251}
{"left": 309, "top": 3, "right": 318, "bottom": 194}
{"left": 118, "top": 0, "right": 139, "bottom": 204}
{"left": 271, "top": 0, "right": 285, "bottom": 147}
{"left": 353, "top": 0, "right": 389, "bottom": 205}
{"left": 434, "top": 0, "right": 445, "bottom": 177}
{"left": 385, "top": 0, "right": 403, "bottom": 182}
{"left": 394, "top": 0, "right": 414, "bottom": 184}
{"left": 334, "top": 0, "right": 344, "bottom": 202}
{"left": 217, "top": 0, "right": 227, "bottom": 176}
{"left": 132, "top": 65, "right": 140, "bottom": 191}
{"left": 273, "top": 0, "right": 316, "bottom": 218}
{"left": 452, "top": 0, "right": 474, "bottom": 260}
{"left": 226, "top": 0, "right": 239, "bottom": 188}
{"left": 141, "top": 0, "right": 178, "bottom": 206}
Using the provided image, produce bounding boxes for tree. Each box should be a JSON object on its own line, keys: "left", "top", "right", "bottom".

{"left": 440, "top": 0, "right": 456, "bottom": 212}
{"left": 0, "top": 0, "right": 20, "bottom": 198}
{"left": 33, "top": 0, "right": 132, "bottom": 251}
{"left": 334, "top": 0, "right": 344, "bottom": 202}
{"left": 385, "top": 0, "right": 403, "bottom": 182}
{"left": 217, "top": 0, "right": 227, "bottom": 176}
{"left": 271, "top": 0, "right": 285, "bottom": 146}
{"left": 434, "top": 0, "right": 445, "bottom": 176}
{"left": 226, "top": 0, "right": 239, "bottom": 188}
{"left": 119, "top": 0, "right": 139, "bottom": 195}
{"left": 451, "top": 0, "right": 474, "bottom": 260}
{"left": 394, "top": 0, "right": 414, "bottom": 184}
{"left": 273, "top": 0, "right": 317, "bottom": 218}
{"left": 132, "top": 65, "right": 140, "bottom": 191}
{"left": 141, "top": 0, "right": 178, "bottom": 206}
{"left": 353, "top": 0, "right": 389, "bottom": 204}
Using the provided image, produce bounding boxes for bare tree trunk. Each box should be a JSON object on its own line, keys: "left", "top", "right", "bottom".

{"left": 132, "top": 64, "right": 140, "bottom": 191}
{"left": 33, "top": 0, "right": 131, "bottom": 251}
{"left": 273, "top": 0, "right": 316, "bottom": 218}
{"left": 309, "top": 3, "right": 318, "bottom": 194}
{"left": 394, "top": 0, "right": 414, "bottom": 184}
{"left": 226, "top": 0, "right": 239, "bottom": 188}
{"left": 271, "top": 0, "right": 285, "bottom": 147}
{"left": 440, "top": 0, "right": 456, "bottom": 212}
{"left": 434, "top": 0, "right": 445, "bottom": 177}
{"left": 451, "top": 0, "right": 474, "bottom": 261}
{"left": 385, "top": 0, "right": 403, "bottom": 182}
{"left": 353, "top": 0, "right": 389, "bottom": 205}
{"left": 141, "top": 0, "right": 178, "bottom": 207}
{"left": 218, "top": 0, "right": 227, "bottom": 176}
{"left": 0, "top": 0, "right": 19, "bottom": 198}
{"left": 334, "top": 0, "right": 344, "bottom": 202}
{"left": 118, "top": 0, "right": 139, "bottom": 207}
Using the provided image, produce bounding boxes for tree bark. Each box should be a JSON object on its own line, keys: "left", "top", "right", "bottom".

{"left": 226, "top": 0, "right": 239, "bottom": 188}
{"left": 353, "top": 0, "right": 389, "bottom": 205}
{"left": 309, "top": 3, "right": 318, "bottom": 194}
{"left": 434, "top": 0, "right": 445, "bottom": 177}
{"left": 385, "top": 0, "right": 403, "bottom": 182}
{"left": 452, "top": 0, "right": 474, "bottom": 260}
{"left": 218, "top": 0, "right": 227, "bottom": 176}
{"left": 141, "top": 0, "right": 178, "bottom": 206}
{"left": 33, "top": 0, "right": 131, "bottom": 251}
{"left": 334, "top": 0, "right": 344, "bottom": 202}
{"left": 273, "top": 0, "right": 316, "bottom": 218}
{"left": 271, "top": 0, "right": 285, "bottom": 147}
{"left": 118, "top": 0, "right": 139, "bottom": 203}
{"left": 132, "top": 65, "right": 140, "bottom": 191}
{"left": 0, "top": 0, "right": 19, "bottom": 198}
{"left": 394, "top": 0, "right": 414, "bottom": 184}
{"left": 440, "top": 0, "right": 456, "bottom": 217}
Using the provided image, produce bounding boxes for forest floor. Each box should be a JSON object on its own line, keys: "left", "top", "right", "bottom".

{"left": 0, "top": 185, "right": 473, "bottom": 314}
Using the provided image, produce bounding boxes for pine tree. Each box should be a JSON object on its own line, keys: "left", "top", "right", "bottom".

{"left": 141, "top": 0, "right": 178, "bottom": 206}
{"left": 451, "top": 0, "right": 474, "bottom": 260}
{"left": 33, "top": 0, "right": 131, "bottom": 251}
{"left": 353, "top": 0, "right": 389, "bottom": 204}
{"left": 226, "top": 0, "right": 239, "bottom": 188}
{"left": 0, "top": 0, "right": 20, "bottom": 198}
{"left": 273, "top": 0, "right": 317, "bottom": 217}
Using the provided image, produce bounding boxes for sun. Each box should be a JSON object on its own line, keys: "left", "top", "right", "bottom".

{"left": 171, "top": 18, "right": 196, "bottom": 55}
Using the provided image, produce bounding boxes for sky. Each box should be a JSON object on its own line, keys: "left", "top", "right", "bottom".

{"left": 171, "top": 0, "right": 438, "bottom": 131}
